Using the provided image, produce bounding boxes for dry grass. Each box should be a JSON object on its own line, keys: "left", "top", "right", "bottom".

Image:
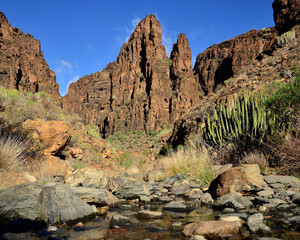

{"left": 161, "top": 143, "right": 215, "bottom": 186}
{"left": 26, "top": 157, "right": 68, "bottom": 180}
{"left": 241, "top": 152, "right": 268, "bottom": 171}
{"left": 0, "top": 130, "right": 27, "bottom": 172}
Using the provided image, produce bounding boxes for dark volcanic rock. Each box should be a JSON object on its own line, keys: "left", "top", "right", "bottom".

{"left": 0, "top": 12, "right": 59, "bottom": 99}
{"left": 273, "top": 0, "right": 300, "bottom": 34}
{"left": 194, "top": 28, "right": 277, "bottom": 94}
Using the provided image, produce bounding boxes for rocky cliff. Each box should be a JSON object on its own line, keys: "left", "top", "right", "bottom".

{"left": 273, "top": 0, "right": 300, "bottom": 34}
{"left": 0, "top": 12, "right": 59, "bottom": 99}
{"left": 63, "top": 15, "right": 198, "bottom": 137}
{"left": 194, "top": 28, "right": 278, "bottom": 95}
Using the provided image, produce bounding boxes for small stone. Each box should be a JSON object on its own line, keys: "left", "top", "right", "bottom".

{"left": 172, "top": 221, "right": 183, "bottom": 231}
{"left": 219, "top": 216, "right": 244, "bottom": 227}
{"left": 223, "top": 208, "right": 236, "bottom": 213}
{"left": 47, "top": 226, "right": 57, "bottom": 232}
{"left": 190, "top": 235, "right": 207, "bottom": 240}
{"left": 165, "top": 174, "right": 186, "bottom": 185}
{"left": 137, "top": 210, "right": 162, "bottom": 219}
{"left": 163, "top": 201, "right": 189, "bottom": 212}
{"left": 199, "top": 193, "right": 214, "bottom": 205}
{"left": 170, "top": 183, "right": 191, "bottom": 196}
{"left": 257, "top": 189, "right": 274, "bottom": 198}
{"left": 97, "top": 206, "right": 109, "bottom": 215}
{"left": 247, "top": 213, "right": 270, "bottom": 233}
{"left": 288, "top": 215, "right": 300, "bottom": 224}
{"left": 109, "top": 214, "right": 139, "bottom": 228}
{"left": 159, "top": 195, "right": 173, "bottom": 202}
{"left": 258, "top": 206, "right": 269, "bottom": 213}
{"left": 291, "top": 192, "right": 300, "bottom": 205}
{"left": 140, "top": 195, "right": 151, "bottom": 203}
{"left": 75, "top": 222, "right": 84, "bottom": 227}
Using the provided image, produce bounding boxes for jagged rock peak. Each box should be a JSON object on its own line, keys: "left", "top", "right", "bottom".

{"left": 128, "top": 14, "right": 162, "bottom": 44}
{"left": 273, "top": 0, "right": 300, "bottom": 34}
{"left": 169, "top": 33, "right": 200, "bottom": 122}
{"left": 170, "top": 33, "right": 193, "bottom": 74}
{"left": 117, "top": 14, "right": 167, "bottom": 66}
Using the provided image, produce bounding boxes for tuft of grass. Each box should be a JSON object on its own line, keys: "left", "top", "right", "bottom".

{"left": 241, "top": 152, "right": 268, "bottom": 172}
{"left": 162, "top": 143, "right": 215, "bottom": 186}
{"left": 0, "top": 130, "right": 27, "bottom": 172}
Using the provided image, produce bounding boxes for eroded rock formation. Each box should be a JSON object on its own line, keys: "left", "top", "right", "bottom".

{"left": 63, "top": 15, "right": 198, "bottom": 137}
{"left": 273, "top": 0, "right": 300, "bottom": 34}
{"left": 169, "top": 33, "right": 200, "bottom": 121}
{"left": 0, "top": 12, "right": 59, "bottom": 99}
{"left": 194, "top": 28, "right": 278, "bottom": 94}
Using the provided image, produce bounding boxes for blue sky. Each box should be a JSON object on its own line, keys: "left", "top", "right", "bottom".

{"left": 1, "top": 0, "right": 275, "bottom": 96}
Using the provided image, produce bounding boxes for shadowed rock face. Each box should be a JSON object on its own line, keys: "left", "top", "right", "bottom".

{"left": 169, "top": 33, "right": 200, "bottom": 122}
{"left": 273, "top": 0, "right": 300, "bottom": 34}
{"left": 63, "top": 15, "right": 197, "bottom": 137}
{"left": 0, "top": 12, "right": 59, "bottom": 99}
{"left": 194, "top": 28, "right": 278, "bottom": 95}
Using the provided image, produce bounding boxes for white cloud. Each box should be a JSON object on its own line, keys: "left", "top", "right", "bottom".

{"left": 61, "top": 75, "right": 80, "bottom": 96}
{"left": 162, "top": 33, "right": 176, "bottom": 57}
{"left": 125, "top": 16, "right": 142, "bottom": 42}
{"left": 55, "top": 59, "right": 73, "bottom": 77}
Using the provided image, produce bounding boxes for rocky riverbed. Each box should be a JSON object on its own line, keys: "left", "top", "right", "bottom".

{"left": 0, "top": 164, "right": 300, "bottom": 240}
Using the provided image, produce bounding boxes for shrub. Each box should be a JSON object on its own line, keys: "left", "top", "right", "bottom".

{"left": 162, "top": 143, "right": 215, "bottom": 186}
{"left": 86, "top": 125, "right": 100, "bottom": 139}
{"left": 263, "top": 73, "right": 300, "bottom": 132}
{"left": 276, "top": 31, "right": 295, "bottom": 47}
{"left": 0, "top": 130, "right": 27, "bottom": 172}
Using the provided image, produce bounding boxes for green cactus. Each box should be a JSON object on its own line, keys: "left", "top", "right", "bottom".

{"left": 200, "top": 90, "right": 280, "bottom": 145}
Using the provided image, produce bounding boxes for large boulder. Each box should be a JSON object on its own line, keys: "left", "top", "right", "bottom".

{"left": 273, "top": 0, "right": 300, "bottom": 34}
{"left": 0, "top": 183, "right": 43, "bottom": 221}
{"left": 70, "top": 187, "right": 119, "bottom": 206}
{"left": 182, "top": 220, "right": 240, "bottom": 237}
{"left": 37, "top": 184, "right": 96, "bottom": 224}
{"left": 209, "top": 164, "right": 265, "bottom": 198}
{"left": 22, "top": 118, "right": 71, "bottom": 156}
{"left": 0, "top": 183, "right": 96, "bottom": 224}
{"left": 65, "top": 168, "right": 108, "bottom": 189}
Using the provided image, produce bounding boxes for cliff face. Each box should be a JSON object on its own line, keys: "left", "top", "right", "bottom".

{"left": 273, "top": 0, "right": 300, "bottom": 34}
{"left": 63, "top": 15, "right": 198, "bottom": 137}
{"left": 194, "top": 28, "right": 278, "bottom": 95}
{"left": 63, "top": 15, "right": 279, "bottom": 138}
{"left": 0, "top": 12, "right": 59, "bottom": 99}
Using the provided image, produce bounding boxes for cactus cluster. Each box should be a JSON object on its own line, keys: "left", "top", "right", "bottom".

{"left": 200, "top": 91, "right": 279, "bottom": 145}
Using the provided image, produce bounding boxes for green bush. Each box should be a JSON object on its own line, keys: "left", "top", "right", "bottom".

{"left": 86, "top": 125, "right": 100, "bottom": 139}
{"left": 263, "top": 73, "right": 300, "bottom": 131}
